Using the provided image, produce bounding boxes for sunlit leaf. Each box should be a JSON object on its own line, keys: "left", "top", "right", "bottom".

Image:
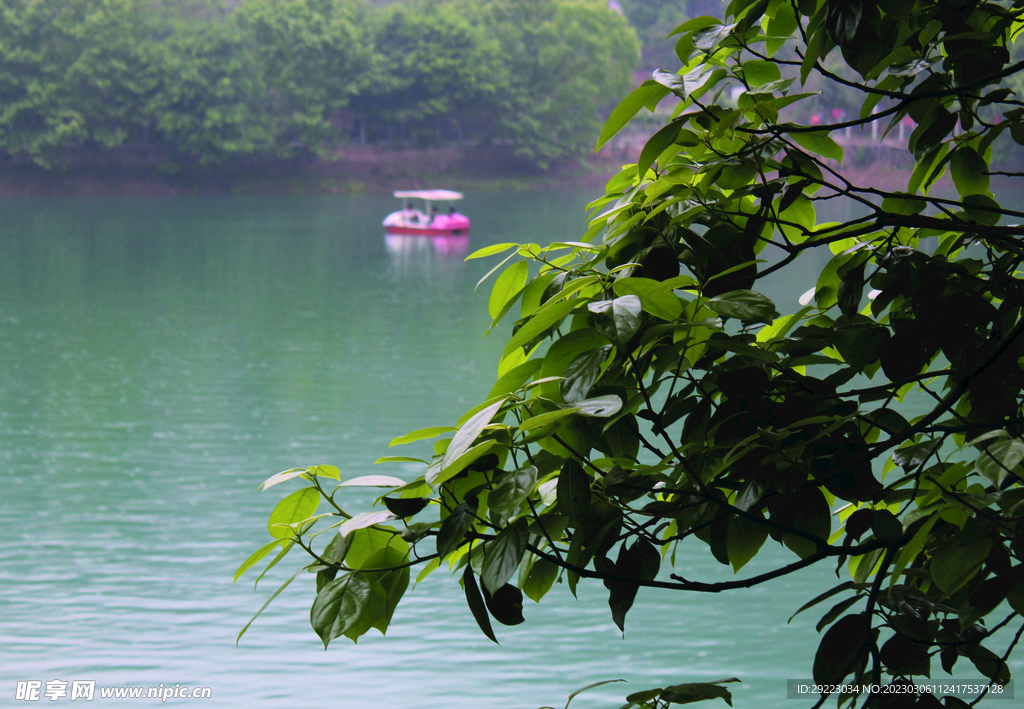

{"left": 340, "top": 511, "right": 398, "bottom": 538}
{"left": 234, "top": 539, "right": 284, "bottom": 583}
{"left": 339, "top": 475, "right": 407, "bottom": 488}
{"left": 443, "top": 398, "right": 505, "bottom": 469}
{"left": 389, "top": 426, "right": 457, "bottom": 447}
{"left": 268, "top": 488, "right": 320, "bottom": 541}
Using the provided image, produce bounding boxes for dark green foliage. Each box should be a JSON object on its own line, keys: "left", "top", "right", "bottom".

{"left": 241, "top": 1, "right": 1024, "bottom": 706}
{"left": 349, "top": 1, "right": 499, "bottom": 147}
{"left": 235, "top": 0, "right": 370, "bottom": 152}
{"left": 0, "top": 0, "right": 156, "bottom": 164}
{"left": 0, "top": 0, "right": 638, "bottom": 168}
{"left": 454, "top": 0, "right": 639, "bottom": 167}
{"left": 145, "top": 20, "right": 274, "bottom": 164}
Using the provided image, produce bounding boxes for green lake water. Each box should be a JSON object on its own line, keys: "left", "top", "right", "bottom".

{"left": 0, "top": 191, "right": 1018, "bottom": 708}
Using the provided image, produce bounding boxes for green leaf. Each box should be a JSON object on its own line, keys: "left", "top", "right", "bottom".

{"left": 253, "top": 540, "right": 295, "bottom": 588}
{"left": 813, "top": 613, "right": 871, "bottom": 686}
{"left": 966, "top": 644, "right": 1011, "bottom": 685}
{"left": 340, "top": 511, "right": 398, "bottom": 538}
{"left": 605, "top": 540, "right": 654, "bottom": 632}
{"left": 889, "top": 59, "right": 934, "bottom": 77}
{"left": 573, "top": 395, "right": 623, "bottom": 418}
{"left": 660, "top": 681, "right": 735, "bottom": 706}
{"left": 489, "top": 359, "right": 543, "bottom": 399}
{"left": 236, "top": 566, "right": 304, "bottom": 645}
{"left": 790, "top": 130, "right": 844, "bottom": 162}
{"left": 1011, "top": 121, "right": 1024, "bottom": 147}
{"left": 801, "top": 27, "right": 826, "bottom": 84}
{"left": 374, "top": 456, "right": 427, "bottom": 464}
{"left": 880, "top": 632, "right": 931, "bottom": 676}
{"left": 588, "top": 295, "right": 642, "bottom": 348}
{"left": 565, "top": 679, "right": 627, "bottom": 709}
{"left": 851, "top": 548, "right": 883, "bottom": 584}
{"left": 463, "top": 564, "right": 499, "bottom": 644}
{"left": 558, "top": 460, "right": 591, "bottom": 526}
{"left": 429, "top": 439, "right": 501, "bottom": 486}
{"left": 306, "top": 464, "right": 340, "bottom": 481}
{"left": 779, "top": 195, "right": 815, "bottom": 241}
{"left": 523, "top": 556, "right": 559, "bottom": 602}
{"left": 597, "top": 81, "right": 670, "bottom": 152}
{"left": 489, "top": 466, "right": 538, "bottom": 518}
{"left": 383, "top": 496, "right": 429, "bottom": 519}
{"left": 816, "top": 596, "right": 864, "bottom": 633}
{"left": 234, "top": 539, "right": 284, "bottom": 584}
{"left": 339, "top": 475, "right": 407, "bottom": 488}
{"left": 489, "top": 260, "right": 528, "bottom": 320}
{"left": 259, "top": 467, "right": 308, "bottom": 491}
{"left": 950, "top": 146, "right": 989, "bottom": 197}
{"left": 744, "top": 60, "right": 781, "bottom": 86}
{"left": 436, "top": 499, "right": 479, "bottom": 560}
{"left": 976, "top": 437, "right": 1024, "bottom": 486}
{"left": 931, "top": 539, "right": 992, "bottom": 595}
{"left": 614, "top": 278, "right": 684, "bottom": 321}
{"left": 777, "top": 490, "right": 831, "bottom": 560}
{"left": 692, "top": 22, "right": 737, "bottom": 53}
{"left": 638, "top": 120, "right": 682, "bottom": 179}
{"left": 309, "top": 572, "right": 372, "bottom": 648}
{"left": 908, "top": 143, "right": 949, "bottom": 195}
{"left": 705, "top": 290, "right": 777, "bottom": 324}
{"left": 482, "top": 582, "right": 524, "bottom": 625}
{"left": 520, "top": 272, "right": 559, "bottom": 319}
{"left": 963, "top": 194, "right": 1002, "bottom": 226}
{"left": 268, "top": 487, "right": 320, "bottom": 541}
{"left": 443, "top": 398, "right": 506, "bottom": 470}
{"left": 789, "top": 581, "right": 859, "bottom": 623}
{"left": 345, "top": 527, "right": 409, "bottom": 571}
{"left": 502, "top": 297, "right": 580, "bottom": 359}
{"left": 475, "top": 251, "right": 518, "bottom": 291}
{"left": 893, "top": 439, "right": 941, "bottom": 469}
{"left": 465, "top": 242, "right": 517, "bottom": 260}
{"left": 889, "top": 513, "right": 938, "bottom": 592}
{"left": 880, "top": 193, "right": 925, "bottom": 216}
{"left": 727, "top": 514, "right": 768, "bottom": 572}
{"left": 316, "top": 532, "right": 350, "bottom": 592}
{"left": 350, "top": 544, "right": 409, "bottom": 637}
{"left": 668, "top": 15, "right": 724, "bottom": 37}
{"left": 560, "top": 346, "right": 611, "bottom": 404}
{"left": 653, "top": 67, "right": 723, "bottom": 98}
{"left": 388, "top": 426, "right": 456, "bottom": 447}
{"left": 481, "top": 518, "right": 529, "bottom": 594}
{"left": 520, "top": 407, "right": 579, "bottom": 431}
{"left": 626, "top": 688, "right": 663, "bottom": 704}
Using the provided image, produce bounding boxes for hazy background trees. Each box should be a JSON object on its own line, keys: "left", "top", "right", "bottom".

{"left": 0, "top": 0, "right": 652, "bottom": 169}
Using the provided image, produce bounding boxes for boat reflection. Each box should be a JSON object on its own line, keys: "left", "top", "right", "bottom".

{"left": 384, "top": 233, "right": 471, "bottom": 258}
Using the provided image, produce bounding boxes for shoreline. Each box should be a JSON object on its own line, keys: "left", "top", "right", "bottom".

{"left": 0, "top": 144, "right": 948, "bottom": 199}
{"left": 0, "top": 145, "right": 629, "bottom": 199}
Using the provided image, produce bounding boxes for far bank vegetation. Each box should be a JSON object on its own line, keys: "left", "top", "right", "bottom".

{"left": 0, "top": 0, "right": 645, "bottom": 171}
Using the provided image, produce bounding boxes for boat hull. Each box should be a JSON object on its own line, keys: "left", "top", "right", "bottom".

{"left": 384, "top": 225, "right": 470, "bottom": 236}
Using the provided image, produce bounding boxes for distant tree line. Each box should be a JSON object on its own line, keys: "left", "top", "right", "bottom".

{"left": 0, "top": 0, "right": 640, "bottom": 170}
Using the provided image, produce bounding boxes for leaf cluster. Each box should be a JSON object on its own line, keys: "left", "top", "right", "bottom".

{"left": 242, "top": 0, "right": 1024, "bottom": 705}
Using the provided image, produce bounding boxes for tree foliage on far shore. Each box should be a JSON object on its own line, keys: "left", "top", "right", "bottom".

{"left": 241, "top": 0, "right": 1024, "bottom": 706}
{"left": 0, "top": 0, "right": 637, "bottom": 169}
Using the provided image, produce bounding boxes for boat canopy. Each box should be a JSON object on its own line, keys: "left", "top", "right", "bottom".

{"left": 393, "top": 190, "right": 463, "bottom": 201}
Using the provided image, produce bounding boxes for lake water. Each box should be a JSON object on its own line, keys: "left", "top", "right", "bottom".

{"left": 0, "top": 190, "right": 1018, "bottom": 708}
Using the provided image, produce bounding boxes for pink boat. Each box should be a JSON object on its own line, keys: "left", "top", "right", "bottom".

{"left": 383, "top": 190, "right": 471, "bottom": 236}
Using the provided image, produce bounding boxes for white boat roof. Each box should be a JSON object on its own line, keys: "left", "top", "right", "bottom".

{"left": 393, "top": 190, "right": 463, "bottom": 200}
